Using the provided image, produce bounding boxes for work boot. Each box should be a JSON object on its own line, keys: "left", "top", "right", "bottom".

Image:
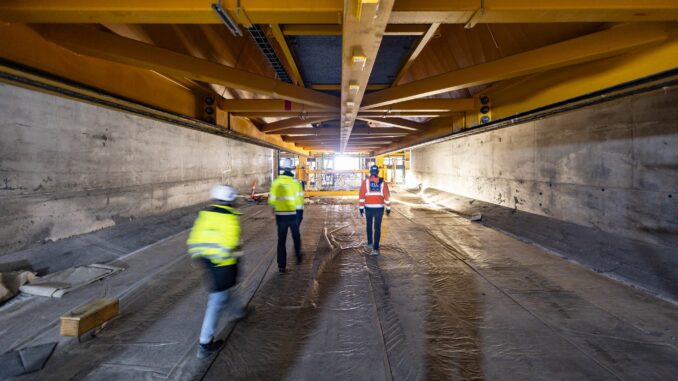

{"left": 197, "top": 339, "right": 224, "bottom": 359}
{"left": 370, "top": 249, "right": 379, "bottom": 256}
{"left": 278, "top": 267, "right": 285, "bottom": 274}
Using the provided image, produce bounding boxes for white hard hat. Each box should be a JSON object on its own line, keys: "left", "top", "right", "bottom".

{"left": 281, "top": 158, "right": 293, "bottom": 169}
{"left": 210, "top": 185, "right": 237, "bottom": 202}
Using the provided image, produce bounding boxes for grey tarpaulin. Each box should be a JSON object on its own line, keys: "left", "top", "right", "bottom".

{"left": 19, "top": 264, "right": 123, "bottom": 298}
{"left": 0, "top": 342, "right": 57, "bottom": 379}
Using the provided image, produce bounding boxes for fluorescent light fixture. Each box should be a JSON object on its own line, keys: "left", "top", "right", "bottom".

{"left": 211, "top": 3, "right": 242, "bottom": 36}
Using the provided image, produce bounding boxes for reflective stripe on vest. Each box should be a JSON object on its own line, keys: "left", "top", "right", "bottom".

{"left": 364, "top": 179, "right": 384, "bottom": 196}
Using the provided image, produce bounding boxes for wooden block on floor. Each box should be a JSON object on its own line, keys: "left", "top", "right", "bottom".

{"left": 60, "top": 298, "right": 119, "bottom": 337}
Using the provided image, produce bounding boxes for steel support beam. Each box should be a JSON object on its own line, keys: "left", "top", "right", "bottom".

{"left": 392, "top": 23, "right": 440, "bottom": 86}
{"left": 3, "top": 1, "right": 678, "bottom": 24}
{"left": 310, "top": 84, "right": 389, "bottom": 91}
{"left": 38, "top": 25, "right": 340, "bottom": 108}
{"left": 364, "top": 98, "right": 474, "bottom": 112}
{"left": 4, "top": 1, "right": 678, "bottom": 24}
{"left": 269, "top": 24, "right": 305, "bottom": 86}
{"left": 220, "top": 99, "right": 334, "bottom": 112}
{"left": 282, "top": 24, "right": 430, "bottom": 36}
{"left": 259, "top": 117, "right": 333, "bottom": 133}
{"left": 340, "top": 0, "right": 395, "bottom": 151}
{"left": 273, "top": 127, "right": 410, "bottom": 135}
{"left": 362, "top": 23, "right": 669, "bottom": 109}
{"left": 358, "top": 117, "right": 425, "bottom": 131}
{"left": 0, "top": 0, "right": 344, "bottom": 24}
{"left": 232, "top": 112, "right": 340, "bottom": 118}
{"left": 389, "top": 0, "right": 678, "bottom": 24}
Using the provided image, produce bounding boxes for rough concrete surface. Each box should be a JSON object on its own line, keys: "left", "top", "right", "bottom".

{"left": 408, "top": 88, "right": 678, "bottom": 249}
{"left": 1, "top": 195, "right": 675, "bottom": 380}
{"left": 0, "top": 83, "right": 274, "bottom": 255}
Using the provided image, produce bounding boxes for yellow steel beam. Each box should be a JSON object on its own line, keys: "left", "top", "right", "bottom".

{"left": 392, "top": 23, "right": 440, "bottom": 86}
{"left": 3, "top": 1, "right": 678, "bottom": 24}
{"left": 269, "top": 24, "right": 305, "bottom": 87}
{"left": 310, "top": 84, "right": 389, "bottom": 91}
{"left": 364, "top": 98, "right": 473, "bottom": 112}
{"left": 259, "top": 117, "right": 333, "bottom": 133}
{"left": 282, "top": 24, "right": 430, "bottom": 36}
{"left": 389, "top": 0, "right": 678, "bottom": 24}
{"left": 232, "top": 111, "right": 452, "bottom": 118}
{"left": 340, "top": 0, "right": 395, "bottom": 151}
{"left": 220, "top": 99, "right": 334, "bottom": 112}
{"left": 361, "top": 23, "right": 669, "bottom": 109}
{"left": 274, "top": 127, "right": 410, "bottom": 135}
{"left": 358, "top": 117, "right": 425, "bottom": 131}
{"left": 0, "top": 0, "right": 343, "bottom": 24}
{"left": 38, "top": 25, "right": 340, "bottom": 108}
{"left": 284, "top": 135, "right": 395, "bottom": 143}
{"left": 232, "top": 112, "right": 339, "bottom": 118}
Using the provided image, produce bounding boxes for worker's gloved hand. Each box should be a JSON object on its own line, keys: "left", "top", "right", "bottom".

{"left": 359, "top": 208, "right": 364, "bottom": 217}
{"left": 386, "top": 209, "right": 391, "bottom": 217}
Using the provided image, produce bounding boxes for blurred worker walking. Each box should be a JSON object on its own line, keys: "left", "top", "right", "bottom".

{"left": 187, "top": 185, "right": 246, "bottom": 359}
{"left": 359, "top": 165, "right": 391, "bottom": 256}
{"left": 269, "top": 158, "right": 304, "bottom": 273}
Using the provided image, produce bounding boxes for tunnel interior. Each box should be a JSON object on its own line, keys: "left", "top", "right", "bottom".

{"left": 0, "top": 1, "right": 677, "bottom": 380}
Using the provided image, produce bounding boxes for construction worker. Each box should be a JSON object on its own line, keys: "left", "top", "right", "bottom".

{"left": 187, "top": 185, "right": 246, "bottom": 359}
{"left": 269, "top": 158, "right": 304, "bottom": 273}
{"left": 359, "top": 165, "right": 391, "bottom": 256}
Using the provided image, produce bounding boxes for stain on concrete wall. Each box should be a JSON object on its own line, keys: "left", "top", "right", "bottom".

{"left": 408, "top": 88, "right": 678, "bottom": 248}
{"left": 0, "top": 83, "right": 274, "bottom": 255}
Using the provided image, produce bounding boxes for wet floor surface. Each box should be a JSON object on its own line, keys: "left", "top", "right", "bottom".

{"left": 2, "top": 195, "right": 677, "bottom": 380}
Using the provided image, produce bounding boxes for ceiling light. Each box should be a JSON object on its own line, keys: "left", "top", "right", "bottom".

{"left": 349, "top": 82, "right": 360, "bottom": 93}
{"left": 346, "top": 101, "right": 355, "bottom": 108}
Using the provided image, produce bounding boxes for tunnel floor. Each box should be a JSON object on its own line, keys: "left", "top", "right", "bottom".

{"left": 2, "top": 193, "right": 677, "bottom": 380}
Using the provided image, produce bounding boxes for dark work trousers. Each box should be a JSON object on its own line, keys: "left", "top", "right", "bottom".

{"left": 296, "top": 210, "right": 304, "bottom": 226}
{"left": 276, "top": 214, "right": 301, "bottom": 269}
{"left": 365, "top": 207, "right": 385, "bottom": 250}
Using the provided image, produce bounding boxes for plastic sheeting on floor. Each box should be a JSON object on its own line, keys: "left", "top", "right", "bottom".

{"left": 19, "top": 264, "right": 123, "bottom": 298}
{"left": 0, "top": 342, "right": 57, "bottom": 378}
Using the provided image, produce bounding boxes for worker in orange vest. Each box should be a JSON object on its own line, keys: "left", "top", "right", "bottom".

{"left": 359, "top": 165, "right": 391, "bottom": 256}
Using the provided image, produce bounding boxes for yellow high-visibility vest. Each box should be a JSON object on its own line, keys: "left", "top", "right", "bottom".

{"left": 186, "top": 204, "right": 241, "bottom": 266}
{"left": 268, "top": 174, "right": 304, "bottom": 215}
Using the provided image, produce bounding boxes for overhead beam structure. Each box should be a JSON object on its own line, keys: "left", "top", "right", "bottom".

{"left": 282, "top": 24, "right": 431, "bottom": 36}
{"left": 272, "top": 127, "right": 409, "bottom": 136}
{"left": 3, "top": 1, "right": 678, "bottom": 24}
{"left": 358, "top": 117, "right": 425, "bottom": 131}
{"left": 362, "top": 23, "right": 669, "bottom": 109}
{"left": 365, "top": 98, "right": 474, "bottom": 112}
{"left": 220, "top": 99, "right": 334, "bottom": 113}
{"left": 38, "top": 25, "right": 340, "bottom": 108}
{"left": 340, "top": 0, "right": 395, "bottom": 151}
{"left": 392, "top": 23, "right": 440, "bottom": 86}
{"left": 259, "top": 117, "right": 333, "bottom": 133}
{"left": 269, "top": 24, "right": 305, "bottom": 86}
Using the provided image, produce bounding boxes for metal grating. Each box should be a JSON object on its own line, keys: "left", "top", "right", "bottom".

{"left": 247, "top": 25, "right": 292, "bottom": 83}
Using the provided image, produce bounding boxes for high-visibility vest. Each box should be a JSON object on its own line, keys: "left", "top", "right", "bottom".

{"left": 268, "top": 174, "right": 304, "bottom": 215}
{"left": 187, "top": 204, "right": 241, "bottom": 266}
{"left": 359, "top": 176, "right": 391, "bottom": 210}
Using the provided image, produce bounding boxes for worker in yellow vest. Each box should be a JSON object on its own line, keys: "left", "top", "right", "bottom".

{"left": 269, "top": 158, "right": 304, "bottom": 273}
{"left": 187, "top": 184, "right": 246, "bottom": 359}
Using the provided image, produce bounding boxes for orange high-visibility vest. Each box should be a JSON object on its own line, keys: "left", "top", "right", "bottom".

{"left": 359, "top": 176, "right": 391, "bottom": 210}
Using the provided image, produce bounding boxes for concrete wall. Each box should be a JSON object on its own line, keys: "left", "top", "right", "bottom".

{"left": 408, "top": 88, "right": 678, "bottom": 248}
{"left": 0, "top": 83, "right": 274, "bottom": 255}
